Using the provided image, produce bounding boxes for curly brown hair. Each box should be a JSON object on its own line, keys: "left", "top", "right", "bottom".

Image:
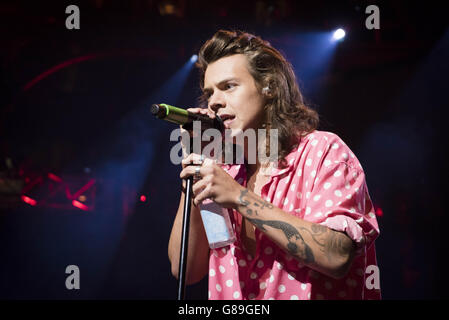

{"left": 196, "top": 30, "right": 319, "bottom": 168}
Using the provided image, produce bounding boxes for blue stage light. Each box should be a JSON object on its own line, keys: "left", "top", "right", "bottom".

{"left": 332, "top": 28, "right": 346, "bottom": 41}
{"left": 190, "top": 54, "right": 198, "bottom": 63}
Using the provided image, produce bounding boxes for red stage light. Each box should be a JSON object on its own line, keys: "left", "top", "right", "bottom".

{"left": 23, "top": 54, "right": 101, "bottom": 91}
{"left": 72, "top": 200, "right": 88, "bottom": 211}
{"left": 140, "top": 195, "right": 147, "bottom": 202}
{"left": 21, "top": 195, "right": 37, "bottom": 206}
{"left": 48, "top": 173, "right": 62, "bottom": 182}
{"left": 375, "top": 207, "right": 383, "bottom": 217}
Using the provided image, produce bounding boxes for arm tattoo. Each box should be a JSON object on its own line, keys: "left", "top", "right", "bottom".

{"left": 238, "top": 189, "right": 273, "bottom": 216}
{"left": 246, "top": 218, "right": 315, "bottom": 264}
{"left": 238, "top": 189, "right": 315, "bottom": 263}
{"left": 238, "top": 190, "right": 353, "bottom": 265}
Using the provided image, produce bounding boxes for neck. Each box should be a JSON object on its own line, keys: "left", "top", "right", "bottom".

{"left": 243, "top": 133, "right": 269, "bottom": 176}
{"left": 245, "top": 160, "right": 260, "bottom": 177}
{"left": 242, "top": 131, "right": 259, "bottom": 175}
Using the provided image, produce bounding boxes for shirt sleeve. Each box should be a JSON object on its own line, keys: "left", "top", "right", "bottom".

{"left": 302, "top": 142, "right": 380, "bottom": 256}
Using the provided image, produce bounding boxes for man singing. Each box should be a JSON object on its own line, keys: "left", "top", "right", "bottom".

{"left": 168, "top": 30, "right": 381, "bottom": 300}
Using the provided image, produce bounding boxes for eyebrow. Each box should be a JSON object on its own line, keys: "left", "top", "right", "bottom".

{"left": 203, "top": 77, "right": 239, "bottom": 93}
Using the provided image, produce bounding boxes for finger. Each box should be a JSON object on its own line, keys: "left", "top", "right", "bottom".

{"left": 186, "top": 107, "right": 204, "bottom": 114}
{"left": 194, "top": 185, "right": 212, "bottom": 206}
{"left": 202, "top": 157, "right": 216, "bottom": 166}
{"left": 187, "top": 107, "right": 214, "bottom": 119}
{"left": 205, "top": 109, "right": 216, "bottom": 119}
{"left": 192, "top": 177, "right": 207, "bottom": 197}
{"left": 181, "top": 153, "right": 194, "bottom": 167}
{"left": 183, "top": 108, "right": 205, "bottom": 134}
{"left": 180, "top": 165, "right": 202, "bottom": 179}
{"left": 181, "top": 153, "right": 205, "bottom": 166}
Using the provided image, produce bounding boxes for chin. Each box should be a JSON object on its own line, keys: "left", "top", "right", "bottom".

{"left": 224, "top": 127, "right": 244, "bottom": 139}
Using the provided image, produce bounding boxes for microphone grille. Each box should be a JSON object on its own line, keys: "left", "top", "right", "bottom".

{"left": 150, "top": 104, "right": 160, "bottom": 115}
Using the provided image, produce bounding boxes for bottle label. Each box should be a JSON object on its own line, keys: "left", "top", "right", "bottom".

{"left": 200, "top": 201, "right": 232, "bottom": 246}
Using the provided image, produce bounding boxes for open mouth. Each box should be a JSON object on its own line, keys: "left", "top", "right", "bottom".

{"left": 219, "top": 114, "right": 236, "bottom": 128}
{"left": 220, "top": 114, "right": 235, "bottom": 126}
{"left": 219, "top": 114, "right": 235, "bottom": 121}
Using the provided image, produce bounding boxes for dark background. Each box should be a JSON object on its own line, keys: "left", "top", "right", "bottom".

{"left": 0, "top": 0, "right": 447, "bottom": 299}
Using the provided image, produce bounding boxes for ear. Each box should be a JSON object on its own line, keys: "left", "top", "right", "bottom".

{"left": 262, "top": 86, "right": 274, "bottom": 99}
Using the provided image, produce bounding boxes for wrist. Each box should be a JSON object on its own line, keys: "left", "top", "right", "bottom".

{"left": 232, "top": 185, "right": 249, "bottom": 211}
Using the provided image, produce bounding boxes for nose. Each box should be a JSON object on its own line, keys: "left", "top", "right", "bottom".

{"left": 208, "top": 91, "right": 225, "bottom": 114}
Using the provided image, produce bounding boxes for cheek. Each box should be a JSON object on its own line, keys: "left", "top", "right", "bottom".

{"left": 232, "top": 91, "right": 265, "bottom": 126}
{"left": 247, "top": 98, "right": 265, "bottom": 122}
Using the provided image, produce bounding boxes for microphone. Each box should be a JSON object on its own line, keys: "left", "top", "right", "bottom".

{"left": 151, "top": 103, "right": 224, "bottom": 132}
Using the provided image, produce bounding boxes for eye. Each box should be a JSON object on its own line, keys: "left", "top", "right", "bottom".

{"left": 225, "top": 83, "right": 236, "bottom": 90}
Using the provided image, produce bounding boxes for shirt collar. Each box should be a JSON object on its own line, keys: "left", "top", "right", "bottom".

{"left": 260, "top": 132, "right": 312, "bottom": 178}
{"left": 220, "top": 131, "right": 312, "bottom": 178}
{"left": 220, "top": 157, "right": 294, "bottom": 179}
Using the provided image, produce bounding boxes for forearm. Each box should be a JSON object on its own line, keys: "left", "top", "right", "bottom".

{"left": 233, "top": 188, "right": 355, "bottom": 279}
{"left": 168, "top": 191, "right": 210, "bottom": 284}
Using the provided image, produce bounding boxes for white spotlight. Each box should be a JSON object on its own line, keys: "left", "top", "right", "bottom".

{"left": 190, "top": 54, "right": 198, "bottom": 63}
{"left": 332, "top": 28, "right": 346, "bottom": 41}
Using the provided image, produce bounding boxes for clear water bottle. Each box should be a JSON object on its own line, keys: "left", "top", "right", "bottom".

{"left": 199, "top": 199, "right": 236, "bottom": 249}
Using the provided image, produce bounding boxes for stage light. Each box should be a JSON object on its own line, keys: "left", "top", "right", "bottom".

{"left": 72, "top": 200, "right": 88, "bottom": 211}
{"left": 48, "top": 173, "right": 62, "bottom": 182}
{"left": 140, "top": 195, "right": 147, "bottom": 202}
{"left": 190, "top": 54, "right": 198, "bottom": 63}
{"left": 332, "top": 28, "right": 346, "bottom": 41}
{"left": 375, "top": 207, "right": 383, "bottom": 217}
{"left": 21, "top": 195, "right": 37, "bottom": 206}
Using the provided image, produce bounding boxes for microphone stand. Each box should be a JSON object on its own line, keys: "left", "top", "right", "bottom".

{"left": 178, "top": 153, "right": 193, "bottom": 300}
{"left": 178, "top": 179, "right": 193, "bottom": 300}
{"left": 176, "top": 119, "right": 224, "bottom": 300}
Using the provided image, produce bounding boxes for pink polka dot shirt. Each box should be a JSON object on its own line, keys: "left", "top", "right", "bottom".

{"left": 208, "top": 130, "right": 381, "bottom": 300}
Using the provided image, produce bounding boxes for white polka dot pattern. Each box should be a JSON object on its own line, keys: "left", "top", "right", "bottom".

{"left": 207, "top": 131, "right": 381, "bottom": 301}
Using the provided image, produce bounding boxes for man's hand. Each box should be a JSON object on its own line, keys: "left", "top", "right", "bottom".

{"left": 180, "top": 153, "right": 244, "bottom": 208}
